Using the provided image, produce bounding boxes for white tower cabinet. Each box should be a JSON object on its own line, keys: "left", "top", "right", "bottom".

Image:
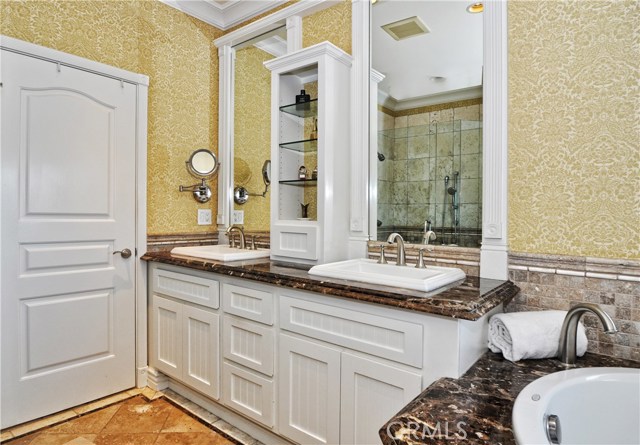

{"left": 265, "top": 42, "right": 352, "bottom": 265}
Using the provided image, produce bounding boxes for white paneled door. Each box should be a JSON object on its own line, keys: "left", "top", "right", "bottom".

{"left": 1, "top": 48, "right": 137, "bottom": 428}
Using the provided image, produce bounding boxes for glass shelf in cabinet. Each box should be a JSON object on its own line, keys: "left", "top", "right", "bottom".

{"left": 279, "top": 99, "right": 318, "bottom": 118}
{"left": 279, "top": 138, "right": 318, "bottom": 153}
{"left": 279, "top": 179, "right": 318, "bottom": 186}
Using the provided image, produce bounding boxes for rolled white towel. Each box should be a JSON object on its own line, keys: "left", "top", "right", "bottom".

{"left": 488, "top": 310, "right": 588, "bottom": 362}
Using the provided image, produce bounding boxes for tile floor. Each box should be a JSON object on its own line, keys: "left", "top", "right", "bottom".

{"left": 2, "top": 391, "right": 251, "bottom": 445}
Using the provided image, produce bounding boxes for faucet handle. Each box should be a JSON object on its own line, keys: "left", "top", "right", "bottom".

{"left": 250, "top": 235, "right": 257, "bottom": 250}
{"left": 377, "top": 244, "right": 388, "bottom": 264}
{"left": 415, "top": 248, "right": 427, "bottom": 269}
{"left": 228, "top": 234, "right": 236, "bottom": 248}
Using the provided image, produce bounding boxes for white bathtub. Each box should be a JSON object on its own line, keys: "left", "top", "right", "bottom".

{"left": 512, "top": 367, "right": 640, "bottom": 445}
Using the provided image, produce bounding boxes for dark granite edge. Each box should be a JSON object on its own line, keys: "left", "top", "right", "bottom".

{"left": 379, "top": 351, "right": 640, "bottom": 445}
{"left": 141, "top": 252, "right": 520, "bottom": 320}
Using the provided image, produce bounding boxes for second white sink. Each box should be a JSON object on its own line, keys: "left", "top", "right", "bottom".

{"left": 308, "top": 258, "right": 465, "bottom": 292}
{"left": 171, "top": 245, "right": 270, "bottom": 262}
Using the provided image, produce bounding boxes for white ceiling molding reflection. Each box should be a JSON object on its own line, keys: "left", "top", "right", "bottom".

{"left": 378, "top": 86, "right": 483, "bottom": 112}
{"left": 160, "top": 0, "right": 288, "bottom": 30}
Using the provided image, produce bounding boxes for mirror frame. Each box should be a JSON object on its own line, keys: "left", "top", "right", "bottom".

{"left": 186, "top": 148, "right": 219, "bottom": 179}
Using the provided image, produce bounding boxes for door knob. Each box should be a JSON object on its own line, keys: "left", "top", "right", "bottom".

{"left": 113, "top": 248, "right": 132, "bottom": 259}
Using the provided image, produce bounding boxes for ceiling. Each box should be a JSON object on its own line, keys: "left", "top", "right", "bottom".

{"left": 373, "top": 0, "right": 483, "bottom": 110}
{"left": 160, "top": 0, "right": 287, "bottom": 30}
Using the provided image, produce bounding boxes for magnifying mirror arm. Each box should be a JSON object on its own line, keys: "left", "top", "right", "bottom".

{"left": 248, "top": 182, "right": 270, "bottom": 198}
{"left": 179, "top": 179, "right": 212, "bottom": 203}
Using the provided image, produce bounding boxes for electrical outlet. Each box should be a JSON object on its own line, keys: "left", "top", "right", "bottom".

{"left": 232, "top": 210, "right": 244, "bottom": 225}
{"left": 197, "top": 209, "right": 212, "bottom": 225}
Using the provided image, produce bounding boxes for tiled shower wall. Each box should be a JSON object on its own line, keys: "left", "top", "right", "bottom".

{"left": 377, "top": 103, "right": 483, "bottom": 246}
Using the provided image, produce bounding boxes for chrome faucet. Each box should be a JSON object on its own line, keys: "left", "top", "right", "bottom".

{"left": 225, "top": 225, "right": 246, "bottom": 249}
{"left": 558, "top": 303, "right": 617, "bottom": 366}
{"left": 386, "top": 232, "right": 406, "bottom": 266}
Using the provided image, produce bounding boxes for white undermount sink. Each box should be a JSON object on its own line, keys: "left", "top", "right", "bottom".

{"left": 308, "top": 258, "right": 465, "bottom": 292}
{"left": 171, "top": 245, "right": 270, "bottom": 262}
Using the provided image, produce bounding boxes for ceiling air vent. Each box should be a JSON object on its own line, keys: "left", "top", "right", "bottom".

{"left": 381, "top": 16, "right": 430, "bottom": 41}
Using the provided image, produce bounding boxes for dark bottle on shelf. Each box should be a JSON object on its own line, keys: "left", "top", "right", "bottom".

{"left": 295, "top": 89, "right": 311, "bottom": 103}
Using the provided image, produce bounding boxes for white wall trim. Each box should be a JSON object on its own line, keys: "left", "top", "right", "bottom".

{"left": 0, "top": 36, "right": 148, "bottom": 86}
{"left": 214, "top": 1, "right": 340, "bottom": 48}
{"left": 480, "top": 0, "right": 509, "bottom": 280}
{"left": 159, "top": 0, "right": 289, "bottom": 31}
{"left": 217, "top": 45, "right": 235, "bottom": 237}
{"left": 286, "top": 15, "right": 303, "bottom": 53}
{"left": 349, "top": 0, "right": 369, "bottom": 239}
{"left": 380, "top": 86, "right": 483, "bottom": 112}
{"left": 135, "top": 81, "right": 149, "bottom": 388}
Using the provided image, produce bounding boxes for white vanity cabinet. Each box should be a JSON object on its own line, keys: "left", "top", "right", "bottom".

{"left": 147, "top": 263, "right": 497, "bottom": 445}
{"left": 149, "top": 267, "right": 220, "bottom": 399}
{"left": 265, "top": 42, "right": 352, "bottom": 265}
{"left": 277, "top": 293, "right": 423, "bottom": 445}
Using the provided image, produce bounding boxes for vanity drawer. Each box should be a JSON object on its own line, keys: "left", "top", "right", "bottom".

{"left": 223, "top": 315, "right": 274, "bottom": 376}
{"left": 221, "top": 361, "right": 275, "bottom": 428}
{"left": 152, "top": 267, "right": 219, "bottom": 309}
{"left": 222, "top": 283, "right": 273, "bottom": 325}
{"left": 280, "top": 295, "right": 423, "bottom": 368}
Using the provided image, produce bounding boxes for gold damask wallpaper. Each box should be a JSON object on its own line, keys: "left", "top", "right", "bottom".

{"left": 508, "top": 0, "right": 639, "bottom": 259}
{"left": 233, "top": 46, "right": 273, "bottom": 231}
{"left": 1, "top": 0, "right": 223, "bottom": 235}
{"left": 303, "top": 0, "right": 352, "bottom": 55}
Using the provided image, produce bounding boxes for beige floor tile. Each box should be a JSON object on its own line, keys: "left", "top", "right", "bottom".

{"left": 126, "top": 388, "right": 143, "bottom": 397}
{"left": 47, "top": 405, "right": 119, "bottom": 434}
{"left": 101, "top": 397, "right": 171, "bottom": 434}
{"left": 93, "top": 433, "right": 157, "bottom": 445}
{"left": 155, "top": 432, "right": 235, "bottom": 445}
{"left": 62, "top": 437, "right": 96, "bottom": 445}
{"left": 140, "top": 388, "right": 158, "bottom": 401}
{"left": 160, "top": 410, "right": 212, "bottom": 434}
{"left": 1, "top": 431, "right": 14, "bottom": 442}
{"left": 73, "top": 393, "right": 131, "bottom": 416}
{"left": 9, "top": 411, "right": 77, "bottom": 438}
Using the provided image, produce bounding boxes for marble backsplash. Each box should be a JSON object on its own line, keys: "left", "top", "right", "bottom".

{"left": 507, "top": 252, "right": 640, "bottom": 361}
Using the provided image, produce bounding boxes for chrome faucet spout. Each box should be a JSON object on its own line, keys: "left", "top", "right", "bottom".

{"left": 386, "top": 232, "right": 406, "bottom": 266}
{"left": 558, "top": 303, "right": 617, "bottom": 366}
{"left": 225, "top": 225, "right": 246, "bottom": 250}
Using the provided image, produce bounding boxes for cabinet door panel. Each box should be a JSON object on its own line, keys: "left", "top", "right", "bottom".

{"left": 340, "top": 353, "right": 422, "bottom": 445}
{"left": 150, "top": 295, "right": 182, "bottom": 379}
{"left": 223, "top": 316, "right": 274, "bottom": 376}
{"left": 182, "top": 305, "right": 220, "bottom": 399}
{"left": 222, "top": 361, "right": 275, "bottom": 428}
{"left": 278, "top": 334, "right": 340, "bottom": 445}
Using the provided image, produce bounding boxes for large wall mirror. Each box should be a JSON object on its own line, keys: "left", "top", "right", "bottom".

{"left": 232, "top": 26, "right": 287, "bottom": 231}
{"left": 372, "top": 0, "right": 483, "bottom": 248}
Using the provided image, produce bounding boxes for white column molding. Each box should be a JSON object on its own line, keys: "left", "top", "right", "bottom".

{"left": 286, "top": 15, "right": 302, "bottom": 53}
{"left": 217, "top": 45, "right": 236, "bottom": 239}
{"left": 480, "top": 0, "right": 509, "bottom": 280}
{"left": 347, "top": 0, "right": 371, "bottom": 258}
{"left": 369, "top": 69, "right": 385, "bottom": 239}
{"left": 146, "top": 367, "right": 169, "bottom": 391}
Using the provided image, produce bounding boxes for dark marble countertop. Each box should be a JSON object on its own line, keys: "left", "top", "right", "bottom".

{"left": 141, "top": 250, "right": 519, "bottom": 320}
{"left": 380, "top": 351, "right": 640, "bottom": 445}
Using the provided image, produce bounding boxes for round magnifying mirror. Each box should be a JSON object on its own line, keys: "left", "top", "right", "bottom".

{"left": 262, "top": 160, "right": 271, "bottom": 185}
{"left": 187, "top": 149, "right": 218, "bottom": 178}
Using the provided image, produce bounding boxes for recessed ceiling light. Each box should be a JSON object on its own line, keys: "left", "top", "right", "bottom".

{"left": 466, "top": 2, "right": 484, "bottom": 13}
{"left": 430, "top": 76, "right": 446, "bottom": 82}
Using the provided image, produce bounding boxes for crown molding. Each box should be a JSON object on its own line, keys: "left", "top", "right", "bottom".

{"left": 378, "top": 86, "right": 483, "bottom": 112}
{"left": 159, "top": 0, "right": 288, "bottom": 30}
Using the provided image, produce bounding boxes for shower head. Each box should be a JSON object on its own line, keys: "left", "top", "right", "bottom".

{"left": 377, "top": 152, "right": 385, "bottom": 161}
{"left": 447, "top": 187, "right": 457, "bottom": 195}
